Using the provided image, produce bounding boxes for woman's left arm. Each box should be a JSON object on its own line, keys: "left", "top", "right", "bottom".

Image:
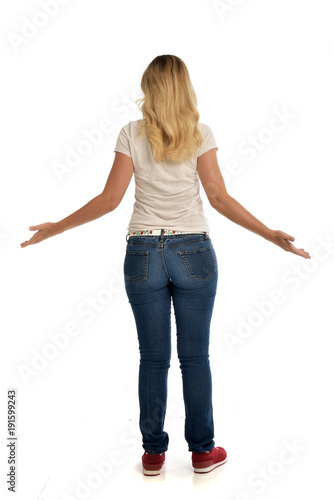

{"left": 20, "top": 152, "right": 134, "bottom": 248}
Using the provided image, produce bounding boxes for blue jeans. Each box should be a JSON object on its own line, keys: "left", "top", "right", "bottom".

{"left": 123, "top": 231, "right": 218, "bottom": 454}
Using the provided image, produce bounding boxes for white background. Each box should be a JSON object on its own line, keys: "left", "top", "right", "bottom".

{"left": 1, "top": 0, "right": 333, "bottom": 499}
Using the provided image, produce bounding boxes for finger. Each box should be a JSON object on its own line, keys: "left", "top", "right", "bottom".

{"left": 26, "top": 235, "right": 39, "bottom": 245}
{"left": 286, "top": 241, "right": 301, "bottom": 254}
{"left": 301, "top": 249, "right": 311, "bottom": 259}
{"left": 20, "top": 239, "right": 34, "bottom": 247}
{"left": 289, "top": 244, "right": 310, "bottom": 259}
{"left": 298, "top": 249, "right": 310, "bottom": 259}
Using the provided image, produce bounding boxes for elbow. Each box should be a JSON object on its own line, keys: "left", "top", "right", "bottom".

{"left": 100, "top": 192, "right": 119, "bottom": 212}
{"left": 210, "top": 193, "right": 231, "bottom": 212}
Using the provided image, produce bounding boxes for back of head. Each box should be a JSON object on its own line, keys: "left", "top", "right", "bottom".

{"left": 136, "top": 55, "right": 204, "bottom": 163}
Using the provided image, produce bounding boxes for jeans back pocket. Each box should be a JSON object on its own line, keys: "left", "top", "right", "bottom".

{"left": 179, "top": 246, "right": 216, "bottom": 280}
{"left": 124, "top": 249, "right": 149, "bottom": 283}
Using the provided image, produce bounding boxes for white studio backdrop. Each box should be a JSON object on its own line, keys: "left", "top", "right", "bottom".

{"left": 0, "top": 0, "right": 333, "bottom": 499}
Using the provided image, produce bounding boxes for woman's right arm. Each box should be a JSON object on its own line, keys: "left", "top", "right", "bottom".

{"left": 197, "top": 149, "right": 310, "bottom": 259}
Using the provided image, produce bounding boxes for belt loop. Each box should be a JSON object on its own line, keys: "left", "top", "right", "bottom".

{"left": 159, "top": 228, "right": 164, "bottom": 242}
{"left": 203, "top": 232, "right": 207, "bottom": 240}
{"left": 126, "top": 233, "right": 129, "bottom": 242}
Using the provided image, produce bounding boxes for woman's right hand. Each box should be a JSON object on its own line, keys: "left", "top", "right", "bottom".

{"left": 267, "top": 230, "right": 310, "bottom": 259}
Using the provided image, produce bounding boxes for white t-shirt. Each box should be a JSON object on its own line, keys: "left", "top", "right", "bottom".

{"left": 114, "top": 119, "right": 218, "bottom": 233}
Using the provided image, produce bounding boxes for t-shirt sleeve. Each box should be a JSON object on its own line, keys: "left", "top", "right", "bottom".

{"left": 114, "top": 125, "right": 132, "bottom": 158}
{"left": 197, "top": 124, "right": 218, "bottom": 158}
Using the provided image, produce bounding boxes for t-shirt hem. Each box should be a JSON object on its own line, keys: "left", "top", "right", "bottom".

{"left": 197, "top": 146, "right": 218, "bottom": 159}
{"left": 114, "top": 148, "right": 132, "bottom": 158}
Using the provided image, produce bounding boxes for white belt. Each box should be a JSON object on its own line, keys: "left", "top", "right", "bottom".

{"left": 127, "top": 229, "right": 208, "bottom": 237}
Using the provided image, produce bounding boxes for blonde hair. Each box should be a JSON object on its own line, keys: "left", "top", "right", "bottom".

{"left": 135, "top": 55, "right": 203, "bottom": 163}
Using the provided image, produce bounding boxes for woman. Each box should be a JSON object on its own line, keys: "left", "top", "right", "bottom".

{"left": 21, "top": 55, "right": 310, "bottom": 476}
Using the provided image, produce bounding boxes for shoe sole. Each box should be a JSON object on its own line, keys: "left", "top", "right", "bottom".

{"left": 142, "top": 463, "right": 165, "bottom": 476}
{"left": 193, "top": 457, "right": 227, "bottom": 474}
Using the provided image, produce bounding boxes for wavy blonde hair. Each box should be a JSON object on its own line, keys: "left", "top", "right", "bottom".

{"left": 135, "top": 55, "right": 204, "bottom": 163}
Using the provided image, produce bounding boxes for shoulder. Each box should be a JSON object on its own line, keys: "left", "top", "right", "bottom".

{"left": 197, "top": 122, "right": 218, "bottom": 158}
{"left": 198, "top": 123, "right": 216, "bottom": 143}
{"left": 198, "top": 122, "right": 213, "bottom": 134}
{"left": 119, "top": 119, "right": 143, "bottom": 136}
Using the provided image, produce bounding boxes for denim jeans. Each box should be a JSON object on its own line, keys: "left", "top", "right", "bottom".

{"left": 123, "top": 231, "right": 218, "bottom": 454}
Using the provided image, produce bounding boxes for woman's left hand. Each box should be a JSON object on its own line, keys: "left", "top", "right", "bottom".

{"left": 20, "top": 222, "right": 60, "bottom": 248}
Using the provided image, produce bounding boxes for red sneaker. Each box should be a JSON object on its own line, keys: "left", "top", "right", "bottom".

{"left": 192, "top": 447, "right": 227, "bottom": 474}
{"left": 142, "top": 452, "right": 165, "bottom": 476}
